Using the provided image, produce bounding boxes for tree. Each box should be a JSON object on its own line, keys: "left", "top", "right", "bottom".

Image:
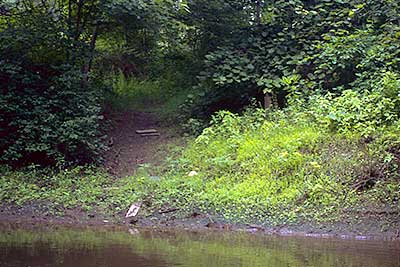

{"left": 0, "top": 0, "right": 174, "bottom": 166}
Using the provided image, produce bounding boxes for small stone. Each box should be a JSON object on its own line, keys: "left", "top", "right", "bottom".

{"left": 188, "top": 171, "right": 198, "bottom": 177}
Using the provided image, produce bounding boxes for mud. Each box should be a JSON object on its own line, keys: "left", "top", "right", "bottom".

{"left": 1, "top": 202, "right": 399, "bottom": 241}
{"left": 103, "top": 110, "right": 182, "bottom": 177}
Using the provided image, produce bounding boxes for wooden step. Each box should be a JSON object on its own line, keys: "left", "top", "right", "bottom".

{"left": 136, "top": 129, "right": 158, "bottom": 134}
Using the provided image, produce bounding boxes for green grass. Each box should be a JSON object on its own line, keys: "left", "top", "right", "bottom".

{"left": 105, "top": 71, "right": 194, "bottom": 121}
{"left": 0, "top": 166, "right": 110, "bottom": 211}
{"left": 136, "top": 109, "right": 399, "bottom": 225}
{"left": 108, "top": 72, "right": 169, "bottom": 109}
{"left": 1, "top": 102, "right": 399, "bottom": 227}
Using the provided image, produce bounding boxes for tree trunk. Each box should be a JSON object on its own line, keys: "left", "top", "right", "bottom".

{"left": 82, "top": 24, "right": 99, "bottom": 86}
{"left": 264, "top": 93, "right": 272, "bottom": 110}
{"left": 75, "top": 0, "right": 85, "bottom": 41}
{"left": 255, "top": 0, "right": 262, "bottom": 25}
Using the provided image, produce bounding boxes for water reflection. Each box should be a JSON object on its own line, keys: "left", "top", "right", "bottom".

{"left": 0, "top": 226, "right": 399, "bottom": 267}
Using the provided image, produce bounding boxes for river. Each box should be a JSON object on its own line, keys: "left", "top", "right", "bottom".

{"left": 0, "top": 225, "right": 399, "bottom": 267}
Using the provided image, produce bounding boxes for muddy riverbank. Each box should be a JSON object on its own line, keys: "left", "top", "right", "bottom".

{"left": 1, "top": 202, "right": 399, "bottom": 241}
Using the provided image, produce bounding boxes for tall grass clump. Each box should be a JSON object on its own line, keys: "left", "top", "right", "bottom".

{"left": 106, "top": 70, "right": 193, "bottom": 116}
{"left": 107, "top": 72, "right": 166, "bottom": 109}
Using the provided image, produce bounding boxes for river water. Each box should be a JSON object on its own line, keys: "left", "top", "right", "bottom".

{"left": 0, "top": 226, "right": 399, "bottom": 267}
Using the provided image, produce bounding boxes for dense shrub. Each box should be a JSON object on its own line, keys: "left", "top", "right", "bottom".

{"left": 0, "top": 8, "right": 105, "bottom": 167}
{"left": 179, "top": 85, "right": 265, "bottom": 134}
{"left": 180, "top": 0, "right": 400, "bottom": 126}
{"left": 306, "top": 91, "right": 397, "bottom": 136}
{"left": 0, "top": 63, "right": 105, "bottom": 166}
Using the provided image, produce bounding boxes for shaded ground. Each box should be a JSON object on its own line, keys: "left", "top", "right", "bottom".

{"left": 0, "top": 202, "right": 111, "bottom": 227}
{"left": 103, "top": 110, "right": 182, "bottom": 177}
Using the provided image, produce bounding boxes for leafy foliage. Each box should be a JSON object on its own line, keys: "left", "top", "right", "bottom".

{"left": 0, "top": 65, "right": 105, "bottom": 165}
{"left": 147, "top": 102, "right": 400, "bottom": 224}
{"left": 1, "top": 99, "right": 399, "bottom": 225}
{"left": 191, "top": 0, "right": 400, "bottom": 120}
{"left": 0, "top": 5, "right": 107, "bottom": 166}
{"left": 293, "top": 71, "right": 400, "bottom": 136}
{"left": 1, "top": 0, "right": 400, "bottom": 230}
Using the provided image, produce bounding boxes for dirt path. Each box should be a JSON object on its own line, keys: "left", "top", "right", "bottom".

{"left": 103, "top": 110, "right": 181, "bottom": 177}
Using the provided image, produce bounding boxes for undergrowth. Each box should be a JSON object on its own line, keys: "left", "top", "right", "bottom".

{"left": 141, "top": 107, "right": 400, "bottom": 225}
{"left": 106, "top": 71, "right": 194, "bottom": 122}
{"left": 0, "top": 166, "right": 109, "bottom": 211}
{"left": 1, "top": 92, "right": 399, "bottom": 226}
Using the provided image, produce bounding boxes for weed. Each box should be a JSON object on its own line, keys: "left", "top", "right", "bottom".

{"left": 1, "top": 95, "right": 399, "bottom": 227}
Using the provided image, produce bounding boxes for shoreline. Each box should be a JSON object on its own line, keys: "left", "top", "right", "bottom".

{"left": 1, "top": 203, "right": 399, "bottom": 241}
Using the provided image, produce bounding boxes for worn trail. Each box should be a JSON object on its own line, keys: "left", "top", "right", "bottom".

{"left": 104, "top": 110, "right": 178, "bottom": 177}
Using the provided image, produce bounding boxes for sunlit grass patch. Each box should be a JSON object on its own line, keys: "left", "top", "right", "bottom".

{"left": 106, "top": 71, "right": 193, "bottom": 120}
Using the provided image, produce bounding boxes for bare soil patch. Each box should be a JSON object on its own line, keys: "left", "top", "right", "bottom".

{"left": 103, "top": 110, "right": 182, "bottom": 177}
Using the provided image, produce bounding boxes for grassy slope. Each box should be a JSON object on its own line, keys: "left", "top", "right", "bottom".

{"left": 1, "top": 77, "right": 399, "bottom": 233}
{"left": 1, "top": 106, "right": 399, "bottom": 233}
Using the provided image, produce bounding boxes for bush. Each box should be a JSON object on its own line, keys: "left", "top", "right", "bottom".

{"left": 0, "top": 63, "right": 105, "bottom": 166}
{"left": 179, "top": 85, "right": 264, "bottom": 134}
{"left": 185, "top": 2, "right": 400, "bottom": 124}
{"left": 306, "top": 90, "right": 398, "bottom": 136}
{"left": 0, "top": 10, "right": 105, "bottom": 167}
